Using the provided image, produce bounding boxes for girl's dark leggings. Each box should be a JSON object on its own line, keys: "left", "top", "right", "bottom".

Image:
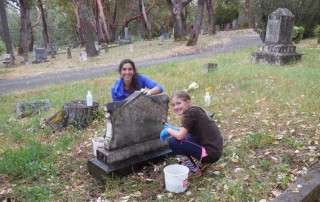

{"left": 168, "top": 134, "right": 220, "bottom": 164}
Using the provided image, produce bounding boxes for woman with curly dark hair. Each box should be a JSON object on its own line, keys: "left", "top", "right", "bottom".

{"left": 111, "top": 59, "right": 163, "bottom": 101}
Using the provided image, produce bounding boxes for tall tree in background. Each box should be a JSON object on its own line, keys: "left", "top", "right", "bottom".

{"left": 186, "top": 0, "right": 205, "bottom": 46}
{"left": 18, "top": 0, "right": 30, "bottom": 63}
{"left": 92, "top": 0, "right": 110, "bottom": 43}
{"left": 38, "top": 0, "right": 50, "bottom": 48}
{"left": 166, "top": 0, "right": 192, "bottom": 41}
{"left": 77, "top": 0, "right": 98, "bottom": 57}
{"left": 205, "top": 0, "right": 216, "bottom": 34}
{"left": 0, "top": 0, "right": 15, "bottom": 66}
{"left": 106, "top": 0, "right": 120, "bottom": 42}
{"left": 138, "top": 0, "right": 151, "bottom": 40}
{"left": 244, "top": 0, "right": 249, "bottom": 21}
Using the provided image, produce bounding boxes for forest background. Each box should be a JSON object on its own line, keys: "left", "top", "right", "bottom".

{"left": 1, "top": 0, "right": 320, "bottom": 66}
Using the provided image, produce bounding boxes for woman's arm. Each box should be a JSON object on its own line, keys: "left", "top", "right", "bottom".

{"left": 168, "top": 127, "right": 188, "bottom": 140}
{"left": 139, "top": 74, "right": 163, "bottom": 94}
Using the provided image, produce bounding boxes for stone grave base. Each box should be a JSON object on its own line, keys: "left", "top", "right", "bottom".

{"left": 87, "top": 148, "right": 172, "bottom": 181}
{"left": 97, "top": 139, "right": 169, "bottom": 164}
{"left": 252, "top": 51, "right": 302, "bottom": 65}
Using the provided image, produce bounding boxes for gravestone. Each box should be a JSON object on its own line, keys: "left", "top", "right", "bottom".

{"left": 129, "top": 44, "right": 134, "bottom": 52}
{"left": 79, "top": 51, "right": 87, "bottom": 61}
{"left": 88, "top": 92, "right": 171, "bottom": 178}
{"left": 202, "top": 63, "right": 218, "bottom": 74}
{"left": 252, "top": 8, "right": 302, "bottom": 65}
{"left": 33, "top": 47, "right": 48, "bottom": 63}
{"left": 2, "top": 54, "right": 11, "bottom": 67}
{"left": 159, "top": 35, "right": 164, "bottom": 45}
{"left": 47, "top": 43, "right": 58, "bottom": 54}
{"left": 16, "top": 99, "right": 51, "bottom": 118}
{"left": 124, "top": 27, "right": 129, "bottom": 39}
{"left": 119, "top": 27, "right": 132, "bottom": 45}
{"left": 67, "top": 46, "right": 72, "bottom": 59}
{"left": 100, "top": 43, "right": 108, "bottom": 52}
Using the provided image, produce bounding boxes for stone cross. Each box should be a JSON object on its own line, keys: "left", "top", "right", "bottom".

{"left": 252, "top": 8, "right": 302, "bottom": 65}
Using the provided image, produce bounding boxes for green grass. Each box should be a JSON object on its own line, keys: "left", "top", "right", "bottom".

{"left": 0, "top": 37, "right": 319, "bottom": 201}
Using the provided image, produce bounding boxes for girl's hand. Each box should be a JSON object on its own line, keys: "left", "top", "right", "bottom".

{"left": 160, "top": 128, "right": 170, "bottom": 142}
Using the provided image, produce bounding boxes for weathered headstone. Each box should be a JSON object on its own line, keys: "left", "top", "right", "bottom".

{"left": 119, "top": 27, "right": 132, "bottom": 45}
{"left": 159, "top": 35, "right": 164, "bottom": 45}
{"left": 252, "top": 8, "right": 302, "bottom": 65}
{"left": 33, "top": 47, "right": 48, "bottom": 63}
{"left": 100, "top": 43, "right": 108, "bottom": 52}
{"left": 88, "top": 92, "right": 171, "bottom": 178}
{"left": 2, "top": 54, "right": 11, "bottom": 67}
{"left": 129, "top": 44, "right": 134, "bottom": 52}
{"left": 67, "top": 46, "right": 72, "bottom": 59}
{"left": 124, "top": 27, "right": 129, "bottom": 39}
{"left": 202, "top": 63, "right": 217, "bottom": 74}
{"left": 79, "top": 51, "right": 87, "bottom": 61}
{"left": 16, "top": 99, "right": 51, "bottom": 118}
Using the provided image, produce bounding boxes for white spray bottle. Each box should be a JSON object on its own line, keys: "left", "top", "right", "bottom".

{"left": 204, "top": 87, "right": 212, "bottom": 107}
{"left": 86, "top": 90, "right": 93, "bottom": 106}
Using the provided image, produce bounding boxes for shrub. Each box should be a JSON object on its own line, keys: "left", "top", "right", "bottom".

{"left": 292, "top": 26, "right": 305, "bottom": 44}
{"left": 314, "top": 24, "right": 320, "bottom": 44}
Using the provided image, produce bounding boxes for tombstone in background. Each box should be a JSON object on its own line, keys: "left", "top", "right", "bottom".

{"left": 47, "top": 43, "right": 58, "bottom": 54}
{"left": 88, "top": 92, "right": 171, "bottom": 178}
{"left": 79, "top": 51, "right": 87, "bottom": 61}
{"left": 67, "top": 46, "right": 72, "bottom": 59}
{"left": 16, "top": 99, "right": 51, "bottom": 118}
{"left": 124, "top": 27, "right": 129, "bottom": 40}
{"left": 252, "top": 8, "right": 302, "bottom": 65}
{"left": 33, "top": 47, "right": 48, "bottom": 63}
{"left": 119, "top": 27, "right": 132, "bottom": 45}
{"left": 159, "top": 35, "right": 164, "bottom": 45}
{"left": 129, "top": 44, "right": 134, "bottom": 52}
{"left": 100, "top": 43, "right": 108, "bottom": 52}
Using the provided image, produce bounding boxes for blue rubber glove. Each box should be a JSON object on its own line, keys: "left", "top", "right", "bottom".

{"left": 164, "top": 123, "right": 179, "bottom": 131}
{"left": 160, "top": 128, "right": 170, "bottom": 142}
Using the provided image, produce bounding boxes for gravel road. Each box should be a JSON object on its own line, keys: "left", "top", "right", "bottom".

{"left": 0, "top": 35, "right": 261, "bottom": 94}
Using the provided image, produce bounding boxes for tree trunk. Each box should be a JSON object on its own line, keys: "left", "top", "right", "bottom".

{"left": 205, "top": 0, "right": 216, "bottom": 35}
{"left": 138, "top": 0, "right": 151, "bottom": 40}
{"left": 245, "top": 0, "right": 250, "bottom": 19}
{"left": 45, "top": 100, "right": 99, "bottom": 130}
{"left": 107, "top": 0, "right": 120, "bottom": 42}
{"left": 95, "top": 0, "right": 110, "bottom": 43}
{"left": 186, "top": 0, "right": 205, "bottom": 46}
{"left": 77, "top": 0, "right": 99, "bottom": 57}
{"left": 0, "top": 0, "right": 15, "bottom": 66}
{"left": 19, "top": 0, "right": 29, "bottom": 63}
{"left": 166, "top": 0, "right": 192, "bottom": 42}
{"left": 28, "top": 17, "right": 34, "bottom": 52}
{"left": 38, "top": 0, "right": 50, "bottom": 48}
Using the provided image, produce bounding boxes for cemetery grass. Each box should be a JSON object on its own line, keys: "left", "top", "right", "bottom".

{"left": 0, "top": 38, "right": 319, "bottom": 201}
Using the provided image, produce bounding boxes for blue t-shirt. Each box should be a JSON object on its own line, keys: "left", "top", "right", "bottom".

{"left": 111, "top": 74, "right": 163, "bottom": 101}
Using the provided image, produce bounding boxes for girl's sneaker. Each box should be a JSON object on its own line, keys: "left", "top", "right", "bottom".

{"left": 188, "top": 166, "right": 202, "bottom": 179}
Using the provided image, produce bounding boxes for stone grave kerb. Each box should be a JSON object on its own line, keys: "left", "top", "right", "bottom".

{"left": 265, "top": 8, "right": 294, "bottom": 46}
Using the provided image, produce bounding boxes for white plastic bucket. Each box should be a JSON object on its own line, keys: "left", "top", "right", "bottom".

{"left": 163, "top": 164, "right": 189, "bottom": 193}
{"left": 92, "top": 137, "right": 104, "bottom": 156}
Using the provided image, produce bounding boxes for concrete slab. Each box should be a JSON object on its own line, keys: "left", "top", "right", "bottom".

{"left": 87, "top": 148, "right": 172, "bottom": 181}
{"left": 273, "top": 163, "right": 320, "bottom": 202}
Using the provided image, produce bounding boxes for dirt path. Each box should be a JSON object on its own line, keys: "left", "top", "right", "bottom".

{"left": 0, "top": 34, "right": 261, "bottom": 94}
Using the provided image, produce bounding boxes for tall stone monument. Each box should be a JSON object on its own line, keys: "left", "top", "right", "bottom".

{"left": 252, "top": 8, "right": 302, "bottom": 65}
